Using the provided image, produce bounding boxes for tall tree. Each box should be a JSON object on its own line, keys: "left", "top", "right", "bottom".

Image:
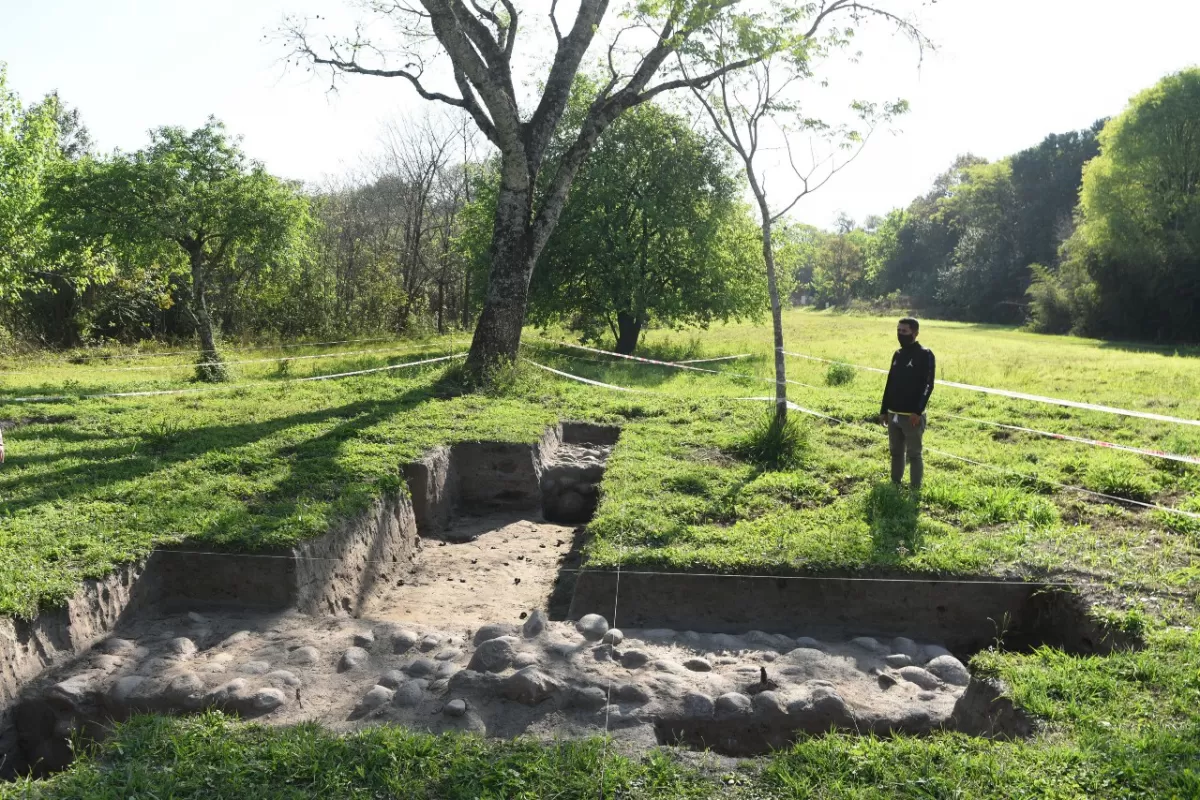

{"left": 286, "top": 0, "right": 921, "bottom": 381}
{"left": 1065, "top": 68, "right": 1200, "bottom": 341}
{"left": 0, "top": 66, "right": 64, "bottom": 304}
{"left": 686, "top": 48, "right": 908, "bottom": 424}
{"left": 44, "top": 119, "right": 308, "bottom": 379}
{"left": 462, "top": 100, "right": 766, "bottom": 353}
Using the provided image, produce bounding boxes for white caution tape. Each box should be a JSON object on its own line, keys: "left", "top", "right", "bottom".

{"left": 781, "top": 349, "right": 1200, "bottom": 428}
{"left": 677, "top": 353, "right": 753, "bottom": 364}
{"left": 535, "top": 337, "right": 816, "bottom": 389}
{"left": 521, "top": 359, "right": 651, "bottom": 393}
{"left": 946, "top": 414, "right": 1200, "bottom": 465}
{"left": 2, "top": 353, "right": 466, "bottom": 404}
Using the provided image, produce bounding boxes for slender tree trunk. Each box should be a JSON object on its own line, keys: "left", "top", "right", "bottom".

{"left": 465, "top": 166, "right": 536, "bottom": 378}
{"left": 462, "top": 272, "right": 471, "bottom": 329}
{"left": 189, "top": 248, "right": 228, "bottom": 383}
{"left": 614, "top": 311, "right": 642, "bottom": 355}
{"left": 755, "top": 199, "right": 787, "bottom": 425}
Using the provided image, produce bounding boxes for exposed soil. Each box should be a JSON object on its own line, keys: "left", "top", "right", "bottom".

{"left": 364, "top": 513, "right": 579, "bottom": 632}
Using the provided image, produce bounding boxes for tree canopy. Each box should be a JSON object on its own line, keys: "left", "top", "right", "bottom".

{"left": 1062, "top": 69, "right": 1200, "bottom": 341}
{"left": 525, "top": 101, "right": 765, "bottom": 353}
{"left": 44, "top": 119, "right": 309, "bottom": 377}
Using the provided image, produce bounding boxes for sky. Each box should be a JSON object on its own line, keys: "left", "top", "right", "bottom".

{"left": 3, "top": 0, "right": 1198, "bottom": 229}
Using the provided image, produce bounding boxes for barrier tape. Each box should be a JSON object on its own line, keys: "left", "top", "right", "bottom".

{"left": 76, "top": 336, "right": 400, "bottom": 361}
{"left": 677, "top": 354, "right": 753, "bottom": 364}
{"left": 534, "top": 337, "right": 817, "bottom": 389}
{"left": 781, "top": 349, "right": 1200, "bottom": 428}
{"left": 522, "top": 359, "right": 649, "bottom": 393}
{"left": 529, "top": 354, "right": 1200, "bottom": 521}
{"left": 2, "top": 353, "right": 466, "bottom": 404}
{"left": 1, "top": 342, "right": 458, "bottom": 376}
{"left": 946, "top": 413, "right": 1200, "bottom": 466}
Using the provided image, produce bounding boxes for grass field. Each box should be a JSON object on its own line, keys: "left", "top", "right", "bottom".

{"left": 3, "top": 310, "right": 1199, "bottom": 797}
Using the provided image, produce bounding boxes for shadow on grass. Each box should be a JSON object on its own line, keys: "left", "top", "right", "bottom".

{"left": 865, "top": 481, "right": 923, "bottom": 562}
{"left": 2, "top": 370, "right": 467, "bottom": 538}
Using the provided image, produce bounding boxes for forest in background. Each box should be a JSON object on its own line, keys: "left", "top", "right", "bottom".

{"left": 2, "top": 65, "right": 1198, "bottom": 352}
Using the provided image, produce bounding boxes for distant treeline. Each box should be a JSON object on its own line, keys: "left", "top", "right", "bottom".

{"left": 794, "top": 68, "right": 1200, "bottom": 343}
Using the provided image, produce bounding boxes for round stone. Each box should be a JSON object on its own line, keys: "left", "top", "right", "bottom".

{"left": 925, "top": 655, "right": 970, "bottom": 686}
{"left": 715, "top": 692, "right": 752, "bottom": 715}
{"left": 682, "top": 692, "right": 714, "bottom": 718}
{"left": 468, "top": 636, "right": 518, "bottom": 673}
{"left": 920, "top": 644, "right": 953, "bottom": 663}
{"left": 620, "top": 650, "right": 650, "bottom": 669}
{"left": 392, "top": 630, "right": 419, "bottom": 653}
{"left": 435, "top": 649, "right": 460, "bottom": 662}
{"left": 445, "top": 699, "right": 467, "bottom": 717}
{"left": 339, "top": 647, "right": 370, "bottom": 672}
{"left": 793, "top": 637, "right": 823, "bottom": 650}
{"left": 601, "top": 628, "right": 624, "bottom": 646}
{"left": 522, "top": 610, "right": 548, "bottom": 639}
{"left": 615, "top": 683, "right": 650, "bottom": 704}
{"left": 899, "top": 666, "right": 942, "bottom": 690}
{"left": 473, "top": 624, "right": 515, "bottom": 646}
{"left": 419, "top": 635, "right": 441, "bottom": 652}
{"left": 353, "top": 630, "right": 376, "bottom": 648}
{"left": 571, "top": 686, "right": 610, "bottom": 710}
{"left": 851, "top": 636, "right": 885, "bottom": 653}
{"left": 575, "top": 614, "right": 609, "bottom": 641}
{"left": 751, "top": 690, "right": 787, "bottom": 717}
{"left": 252, "top": 688, "right": 288, "bottom": 714}
{"left": 379, "top": 670, "right": 406, "bottom": 690}
{"left": 289, "top": 646, "right": 320, "bottom": 666}
{"left": 168, "top": 637, "right": 198, "bottom": 658}
{"left": 435, "top": 662, "right": 460, "bottom": 680}
{"left": 886, "top": 654, "right": 915, "bottom": 668}
{"left": 357, "top": 685, "right": 394, "bottom": 714}
{"left": 891, "top": 637, "right": 920, "bottom": 658}
{"left": 393, "top": 682, "right": 425, "bottom": 707}
{"left": 406, "top": 658, "right": 438, "bottom": 678}
{"left": 500, "top": 667, "right": 563, "bottom": 704}
{"left": 682, "top": 657, "right": 712, "bottom": 673}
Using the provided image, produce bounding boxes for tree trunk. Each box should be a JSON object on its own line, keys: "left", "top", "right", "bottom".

{"left": 614, "top": 311, "right": 642, "bottom": 355}
{"left": 465, "top": 172, "right": 536, "bottom": 379}
{"left": 757, "top": 205, "right": 787, "bottom": 425}
{"left": 189, "top": 248, "right": 228, "bottom": 383}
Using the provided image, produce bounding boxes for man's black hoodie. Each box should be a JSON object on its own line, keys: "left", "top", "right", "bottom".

{"left": 880, "top": 342, "right": 936, "bottom": 416}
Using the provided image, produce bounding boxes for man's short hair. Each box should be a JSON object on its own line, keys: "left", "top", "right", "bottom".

{"left": 898, "top": 316, "right": 920, "bottom": 333}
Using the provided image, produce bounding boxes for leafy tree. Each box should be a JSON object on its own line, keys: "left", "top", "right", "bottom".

{"left": 811, "top": 226, "right": 869, "bottom": 307}
{"left": 1065, "top": 68, "right": 1200, "bottom": 341}
{"left": 287, "top": 0, "right": 922, "bottom": 380}
{"left": 526, "top": 102, "right": 764, "bottom": 353}
{"left": 0, "top": 66, "right": 64, "bottom": 303}
{"left": 44, "top": 119, "right": 309, "bottom": 379}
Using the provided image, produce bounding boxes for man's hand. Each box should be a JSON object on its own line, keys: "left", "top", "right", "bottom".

{"left": 879, "top": 414, "right": 888, "bottom": 427}
{"left": 909, "top": 413, "right": 922, "bottom": 429}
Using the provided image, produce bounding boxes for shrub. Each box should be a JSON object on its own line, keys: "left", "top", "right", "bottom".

{"left": 735, "top": 410, "right": 810, "bottom": 471}
{"left": 825, "top": 361, "right": 857, "bottom": 386}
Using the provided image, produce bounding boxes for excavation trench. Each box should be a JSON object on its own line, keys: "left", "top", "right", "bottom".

{"left": 3, "top": 421, "right": 1140, "bottom": 775}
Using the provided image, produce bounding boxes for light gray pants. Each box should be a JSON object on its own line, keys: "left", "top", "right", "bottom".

{"left": 888, "top": 413, "right": 927, "bottom": 490}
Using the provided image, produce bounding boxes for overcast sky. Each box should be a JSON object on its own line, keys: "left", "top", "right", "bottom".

{"left": 3, "top": 0, "right": 1198, "bottom": 229}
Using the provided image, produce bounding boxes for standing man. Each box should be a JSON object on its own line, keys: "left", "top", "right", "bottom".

{"left": 879, "top": 317, "right": 935, "bottom": 492}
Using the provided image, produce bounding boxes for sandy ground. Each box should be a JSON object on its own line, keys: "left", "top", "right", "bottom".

{"left": 364, "top": 512, "right": 579, "bottom": 632}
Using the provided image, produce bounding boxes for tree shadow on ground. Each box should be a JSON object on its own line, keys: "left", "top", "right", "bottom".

{"left": 2, "top": 371, "right": 465, "bottom": 528}
{"left": 865, "top": 481, "right": 923, "bottom": 563}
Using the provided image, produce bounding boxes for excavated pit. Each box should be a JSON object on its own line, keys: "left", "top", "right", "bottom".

{"left": 2, "top": 420, "right": 1141, "bottom": 774}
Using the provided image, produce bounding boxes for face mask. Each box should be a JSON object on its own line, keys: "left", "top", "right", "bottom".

{"left": 898, "top": 333, "right": 915, "bottom": 347}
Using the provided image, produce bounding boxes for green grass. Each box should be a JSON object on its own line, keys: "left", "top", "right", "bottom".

{"left": 3, "top": 310, "right": 1200, "bottom": 796}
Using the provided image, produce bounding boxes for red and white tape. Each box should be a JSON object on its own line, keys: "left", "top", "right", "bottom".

{"left": 530, "top": 362, "right": 1200, "bottom": 520}
{"left": 781, "top": 349, "right": 1200, "bottom": 428}
{"left": 946, "top": 414, "right": 1200, "bottom": 465}
{"left": 3, "top": 353, "right": 466, "bottom": 404}
{"left": 533, "top": 338, "right": 816, "bottom": 389}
